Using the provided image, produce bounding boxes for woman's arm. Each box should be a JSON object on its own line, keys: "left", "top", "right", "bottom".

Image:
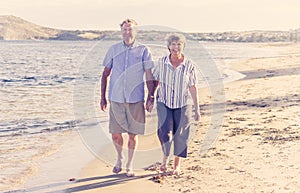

{"left": 189, "top": 85, "right": 200, "bottom": 121}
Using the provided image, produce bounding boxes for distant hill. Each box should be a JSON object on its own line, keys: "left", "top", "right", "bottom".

{"left": 0, "top": 15, "right": 299, "bottom": 42}
{"left": 0, "top": 15, "right": 113, "bottom": 40}
{"left": 0, "top": 15, "right": 60, "bottom": 40}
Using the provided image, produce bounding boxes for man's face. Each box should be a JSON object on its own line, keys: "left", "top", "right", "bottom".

{"left": 121, "top": 23, "right": 137, "bottom": 44}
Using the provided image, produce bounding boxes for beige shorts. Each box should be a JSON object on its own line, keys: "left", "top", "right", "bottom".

{"left": 109, "top": 101, "right": 145, "bottom": 135}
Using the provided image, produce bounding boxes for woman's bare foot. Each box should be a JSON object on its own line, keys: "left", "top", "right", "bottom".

{"left": 173, "top": 156, "right": 182, "bottom": 175}
{"left": 160, "top": 163, "right": 167, "bottom": 172}
{"left": 160, "top": 155, "right": 169, "bottom": 172}
{"left": 172, "top": 168, "right": 182, "bottom": 176}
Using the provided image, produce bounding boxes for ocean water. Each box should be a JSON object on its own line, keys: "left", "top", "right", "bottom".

{"left": 0, "top": 40, "right": 277, "bottom": 190}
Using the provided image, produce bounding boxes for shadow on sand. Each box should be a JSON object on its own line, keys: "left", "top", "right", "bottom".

{"left": 7, "top": 173, "right": 157, "bottom": 193}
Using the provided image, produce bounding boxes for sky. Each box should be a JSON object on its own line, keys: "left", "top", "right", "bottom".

{"left": 1, "top": 0, "right": 299, "bottom": 32}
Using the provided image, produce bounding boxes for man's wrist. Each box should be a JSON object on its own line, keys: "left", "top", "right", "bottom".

{"left": 148, "top": 95, "right": 154, "bottom": 100}
{"left": 148, "top": 95, "right": 154, "bottom": 102}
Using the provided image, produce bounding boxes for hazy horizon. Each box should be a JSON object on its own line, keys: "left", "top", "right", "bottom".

{"left": 1, "top": 0, "right": 300, "bottom": 33}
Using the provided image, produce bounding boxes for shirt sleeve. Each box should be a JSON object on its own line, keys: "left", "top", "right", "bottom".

{"left": 189, "top": 63, "right": 197, "bottom": 87}
{"left": 142, "top": 46, "right": 154, "bottom": 70}
{"left": 102, "top": 46, "right": 113, "bottom": 68}
{"left": 152, "top": 57, "right": 162, "bottom": 80}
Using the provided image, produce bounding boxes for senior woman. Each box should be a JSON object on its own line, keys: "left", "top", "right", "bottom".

{"left": 152, "top": 33, "right": 200, "bottom": 175}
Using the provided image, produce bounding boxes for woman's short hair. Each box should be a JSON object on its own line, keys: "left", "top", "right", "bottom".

{"left": 120, "top": 19, "right": 138, "bottom": 27}
{"left": 166, "top": 33, "right": 187, "bottom": 49}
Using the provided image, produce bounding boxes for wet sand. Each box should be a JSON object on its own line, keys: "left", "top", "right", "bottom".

{"left": 9, "top": 42, "right": 300, "bottom": 193}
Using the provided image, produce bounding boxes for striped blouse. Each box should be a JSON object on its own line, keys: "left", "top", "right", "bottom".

{"left": 153, "top": 55, "right": 197, "bottom": 109}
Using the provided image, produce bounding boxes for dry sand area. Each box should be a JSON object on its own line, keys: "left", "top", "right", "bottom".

{"left": 10, "top": 42, "right": 299, "bottom": 193}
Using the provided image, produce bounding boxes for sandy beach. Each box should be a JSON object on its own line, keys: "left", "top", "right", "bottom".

{"left": 78, "top": 42, "right": 300, "bottom": 193}
{"left": 77, "top": 43, "right": 300, "bottom": 193}
{"left": 8, "top": 42, "right": 300, "bottom": 193}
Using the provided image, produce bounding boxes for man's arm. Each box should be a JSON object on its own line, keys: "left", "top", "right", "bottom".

{"left": 145, "top": 69, "right": 158, "bottom": 112}
{"left": 100, "top": 67, "right": 111, "bottom": 111}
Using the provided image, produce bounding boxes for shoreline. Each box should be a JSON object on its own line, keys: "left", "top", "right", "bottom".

{"left": 10, "top": 130, "right": 95, "bottom": 193}
{"left": 6, "top": 50, "right": 243, "bottom": 193}
{"left": 7, "top": 42, "right": 300, "bottom": 193}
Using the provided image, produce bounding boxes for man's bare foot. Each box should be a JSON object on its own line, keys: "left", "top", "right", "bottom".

{"left": 112, "top": 159, "right": 122, "bottom": 174}
{"left": 112, "top": 166, "right": 122, "bottom": 173}
{"left": 126, "top": 162, "right": 135, "bottom": 177}
{"left": 126, "top": 168, "right": 135, "bottom": 177}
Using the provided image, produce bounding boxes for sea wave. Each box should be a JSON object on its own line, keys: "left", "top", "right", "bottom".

{"left": 0, "top": 119, "right": 78, "bottom": 137}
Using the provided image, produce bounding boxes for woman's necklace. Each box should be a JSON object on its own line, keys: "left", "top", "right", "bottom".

{"left": 170, "top": 54, "right": 184, "bottom": 68}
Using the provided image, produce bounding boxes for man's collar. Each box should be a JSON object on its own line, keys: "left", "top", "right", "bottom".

{"left": 123, "top": 41, "right": 137, "bottom": 48}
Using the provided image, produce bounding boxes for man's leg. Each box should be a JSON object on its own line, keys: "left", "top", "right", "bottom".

{"left": 126, "top": 133, "right": 137, "bottom": 177}
{"left": 112, "top": 133, "right": 123, "bottom": 173}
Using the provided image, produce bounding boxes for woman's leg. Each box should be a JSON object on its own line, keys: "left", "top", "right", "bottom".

{"left": 160, "top": 155, "right": 169, "bottom": 172}
{"left": 173, "top": 156, "right": 182, "bottom": 175}
{"left": 172, "top": 105, "right": 192, "bottom": 174}
{"left": 157, "top": 102, "right": 173, "bottom": 171}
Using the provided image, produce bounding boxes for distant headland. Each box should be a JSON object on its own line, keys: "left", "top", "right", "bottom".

{"left": 0, "top": 15, "right": 299, "bottom": 42}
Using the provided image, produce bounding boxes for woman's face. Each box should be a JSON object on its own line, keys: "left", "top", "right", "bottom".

{"left": 168, "top": 41, "right": 184, "bottom": 55}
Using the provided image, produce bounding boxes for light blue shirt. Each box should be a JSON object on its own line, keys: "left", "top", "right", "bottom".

{"left": 152, "top": 55, "right": 197, "bottom": 109}
{"left": 103, "top": 41, "right": 154, "bottom": 103}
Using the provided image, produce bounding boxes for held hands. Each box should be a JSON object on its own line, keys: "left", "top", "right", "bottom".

{"left": 146, "top": 95, "right": 154, "bottom": 112}
{"left": 101, "top": 97, "right": 154, "bottom": 112}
